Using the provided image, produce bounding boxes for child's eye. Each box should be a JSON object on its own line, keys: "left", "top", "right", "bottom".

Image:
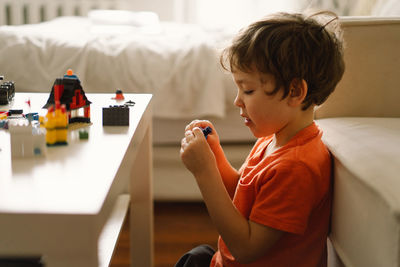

{"left": 244, "top": 90, "right": 254, "bottom": 95}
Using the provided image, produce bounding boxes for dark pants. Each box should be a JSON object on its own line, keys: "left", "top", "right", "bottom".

{"left": 174, "top": 244, "right": 215, "bottom": 267}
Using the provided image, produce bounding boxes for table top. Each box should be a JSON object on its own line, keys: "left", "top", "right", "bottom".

{"left": 0, "top": 92, "right": 152, "bottom": 215}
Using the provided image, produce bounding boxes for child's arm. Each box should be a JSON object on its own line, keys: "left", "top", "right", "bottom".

{"left": 211, "top": 141, "right": 240, "bottom": 198}
{"left": 185, "top": 120, "right": 240, "bottom": 198}
{"left": 181, "top": 127, "right": 283, "bottom": 263}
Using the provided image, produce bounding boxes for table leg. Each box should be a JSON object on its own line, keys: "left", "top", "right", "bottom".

{"left": 130, "top": 124, "right": 153, "bottom": 267}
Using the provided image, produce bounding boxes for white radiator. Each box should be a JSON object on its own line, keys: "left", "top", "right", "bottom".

{"left": 0, "top": 0, "right": 131, "bottom": 25}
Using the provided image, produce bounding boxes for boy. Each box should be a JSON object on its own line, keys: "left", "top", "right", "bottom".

{"left": 178, "top": 11, "right": 345, "bottom": 267}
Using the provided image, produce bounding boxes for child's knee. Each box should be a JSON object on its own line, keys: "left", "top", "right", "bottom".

{"left": 175, "top": 244, "right": 215, "bottom": 267}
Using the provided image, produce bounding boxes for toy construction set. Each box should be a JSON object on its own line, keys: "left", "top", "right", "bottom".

{"left": 0, "top": 69, "right": 135, "bottom": 158}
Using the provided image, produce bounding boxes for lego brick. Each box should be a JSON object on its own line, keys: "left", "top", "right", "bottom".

{"left": 201, "top": 126, "right": 212, "bottom": 139}
{"left": 0, "top": 77, "right": 15, "bottom": 105}
{"left": 43, "top": 70, "right": 91, "bottom": 124}
{"left": 8, "top": 120, "right": 46, "bottom": 157}
{"left": 79, "top": 129, "right": 89, "bottom": 140}
{"left": 102, "top": 105, "right": 129, "bottom": 126}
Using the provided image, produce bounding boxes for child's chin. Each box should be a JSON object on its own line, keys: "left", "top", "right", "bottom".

{"left": 249, "top": 128, "right": 273, "bottom": 138}
{"left": 249, "top": 129, "right": 263, "bottom": 138}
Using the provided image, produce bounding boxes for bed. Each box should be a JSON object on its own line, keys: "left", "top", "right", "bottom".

{"left": 0, "top": 2, "right": 256, "bottom": 200}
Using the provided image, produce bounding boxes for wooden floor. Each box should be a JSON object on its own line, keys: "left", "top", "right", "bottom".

{"left": 110, "top": 202, "right": 219, "bottom": 267}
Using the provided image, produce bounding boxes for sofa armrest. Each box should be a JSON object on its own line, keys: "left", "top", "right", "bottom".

{"left": 317, "top": 117, "right": 400, "bottom": 267}
{"left": 315, "top": 17, "right": 400, "bottom": 119}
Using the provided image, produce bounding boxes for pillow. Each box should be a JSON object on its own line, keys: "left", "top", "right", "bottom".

{"left": 88, "top": 9, "right": 159, "bottom": 26}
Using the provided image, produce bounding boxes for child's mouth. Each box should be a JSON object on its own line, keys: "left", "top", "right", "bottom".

{"left": 240, "top": 112, "right": 252, "bottom": 126}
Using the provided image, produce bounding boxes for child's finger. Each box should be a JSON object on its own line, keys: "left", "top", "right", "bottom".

{"left": 185, "top": 120, "right": 201, "bottom": 131}
{"left": 185, "top": 130, "right": 193, "bottom": 137}
{"left": 192, "top": 127, "right": 205, "bottom": 138}
{"left": 185, "top": 119, "right": 213, "bottom": 131}
{"left": 181, "top": 137, "right": 188, "bottom": 148}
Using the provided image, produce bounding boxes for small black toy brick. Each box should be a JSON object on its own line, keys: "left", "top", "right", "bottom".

{"left": 0, "top": 76, "right": 15, "bottom": 105}
{"left": 102, "top": 105, "right": 129, "bottom": 126}
{"left": 201, "top": 126, "right": 212, "bottom": 139}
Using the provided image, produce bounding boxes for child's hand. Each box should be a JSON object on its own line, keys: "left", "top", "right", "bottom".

{"left": 180, "top": 127, "right": 217, "bottom": 176}
{"left": 184, "top": 120, "right": 220, "bottom": 152}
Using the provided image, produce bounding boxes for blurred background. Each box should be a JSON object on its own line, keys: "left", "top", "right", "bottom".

{"left": 131, "top": 0, "right": 399, "bottom": 27}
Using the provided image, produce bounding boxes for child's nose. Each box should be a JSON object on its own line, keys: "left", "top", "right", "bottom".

{"left": 234, "top": 93, "right": 243, "bottom": 107}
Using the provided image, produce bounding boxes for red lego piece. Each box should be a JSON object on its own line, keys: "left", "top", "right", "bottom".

{"left": 112, "top": 89, "right": 125, "bottom": 100}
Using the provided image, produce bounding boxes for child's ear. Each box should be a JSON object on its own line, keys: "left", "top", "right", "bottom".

{"left": 288, "top": 78, "right": 308, "bottom": 107}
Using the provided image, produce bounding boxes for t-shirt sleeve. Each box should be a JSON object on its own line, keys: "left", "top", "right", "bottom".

{"left": 249, "top": 160, "right": 317, "bottom": 235}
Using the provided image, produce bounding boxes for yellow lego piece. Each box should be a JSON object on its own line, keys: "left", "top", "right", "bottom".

{"left": 43, "top": 104, "right": 68, "bottom": 146}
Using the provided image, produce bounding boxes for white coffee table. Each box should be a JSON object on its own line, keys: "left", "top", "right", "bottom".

{"left": 0, "top": 93, "right": 153, "bottom": 267}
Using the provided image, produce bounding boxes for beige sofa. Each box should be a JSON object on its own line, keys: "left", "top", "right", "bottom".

{"left": 315, "top": 17, "right": 400, "bottom": 267}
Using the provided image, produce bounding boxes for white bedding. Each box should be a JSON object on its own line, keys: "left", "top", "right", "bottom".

{"left": 0, "top": 16, "right": 237, "bottom": 119}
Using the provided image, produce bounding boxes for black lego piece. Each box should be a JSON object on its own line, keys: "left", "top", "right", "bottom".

{"left": 102, "top": 105, "right": 129, "bottom": 126}
{"left": 202, "top": 126, "right": 212, "bottom": 139}
{"left": 0, "top": 76, "right": 15, "bottom": 105}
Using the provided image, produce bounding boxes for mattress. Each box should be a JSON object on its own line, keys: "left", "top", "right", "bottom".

{"left": 0, "top": 16, "right": 238, "bottom": 120}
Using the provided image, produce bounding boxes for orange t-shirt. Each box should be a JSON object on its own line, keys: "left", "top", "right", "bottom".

{"left": 211, "top": 122, "right": 332, "bottom": 267}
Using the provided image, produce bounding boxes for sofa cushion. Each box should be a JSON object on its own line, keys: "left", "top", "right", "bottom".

{"left": 317, "top": 117, "right": 400, "bottom": 267}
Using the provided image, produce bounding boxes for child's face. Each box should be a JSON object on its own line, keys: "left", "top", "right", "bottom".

{"left": 232, "top": 69, "right": 294, "bottom": 138}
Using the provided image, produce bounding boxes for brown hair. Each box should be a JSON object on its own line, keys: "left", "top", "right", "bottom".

{"left": 220, "top": 11, "right": 345, "bottom": 110}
